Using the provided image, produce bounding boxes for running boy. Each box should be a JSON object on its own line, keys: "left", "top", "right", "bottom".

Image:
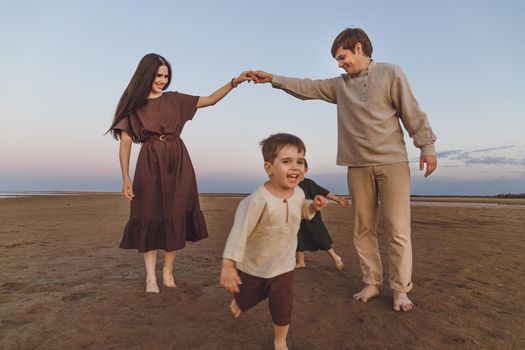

{"left": 220, "top": 133, "right": 328, "bottom": 350}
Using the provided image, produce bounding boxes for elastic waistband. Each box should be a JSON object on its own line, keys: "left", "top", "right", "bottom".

{"left": 143, "top": 134, "right": 179, "bottom": 143}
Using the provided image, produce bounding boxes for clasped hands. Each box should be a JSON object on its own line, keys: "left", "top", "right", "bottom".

{"left": 233, "top": 70, "right": 273, "bottom": 86}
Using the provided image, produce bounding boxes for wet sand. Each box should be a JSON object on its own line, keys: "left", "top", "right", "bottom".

{"left": 1, "top": 193, "right": 524, "bottom": 349}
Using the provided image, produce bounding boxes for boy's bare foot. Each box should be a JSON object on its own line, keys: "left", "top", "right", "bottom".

{"left": 145, "top": 280, "right": 160, "bottom": 294}
{"left": 274, "top": 341, "right": 289, "bottom": 350}
{"left": 295, "top": 262, "right": 306, "bottom": 269}
{"left": 334, "top": 256, "right": 344, "bottom": 271}
{"left": 162, "top": 268, "right": 177, "bottom": 288}
{"left": 229, "top": 299, "right": 242, "bottom": 318}
{"left": 393, "top": 291, "right": 414, "bottom": 312}
{"left": 352, "top": 285, "right": 380, "bottom": 303}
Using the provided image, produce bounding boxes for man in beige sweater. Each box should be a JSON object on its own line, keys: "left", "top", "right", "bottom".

{"left": 251, "top": 28, "right": 437, "bottom": 312}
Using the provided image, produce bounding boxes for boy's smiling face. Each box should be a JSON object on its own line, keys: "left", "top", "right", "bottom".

{"left": 264, "top": 145, "right": 306, "bottom": 193}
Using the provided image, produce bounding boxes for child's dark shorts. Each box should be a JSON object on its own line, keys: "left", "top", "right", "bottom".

{"left": 234, "top": 269, "right": 294, "bottom": 326}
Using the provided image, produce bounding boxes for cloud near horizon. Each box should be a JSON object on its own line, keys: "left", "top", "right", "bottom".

{"left": 420, "top": 145, "right": 525, "bottom": 167}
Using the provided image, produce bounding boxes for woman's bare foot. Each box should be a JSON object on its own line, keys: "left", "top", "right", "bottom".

{"left": 162, "top": 267, "right": 177, "bottom": 288}
{"left": 393, "top": 291, "right": 414, "bottom": 312}
{"left": 334, "top": 255, "right": 344, "bottom": 271}
{"left": 145, "top": 279, "right": 160, "bottom": 294}
{"left": 229, "top": 299, "right": 241, "bottom": 318}
{"left": 352, "top": 285, "right": 380, "bottom": 303}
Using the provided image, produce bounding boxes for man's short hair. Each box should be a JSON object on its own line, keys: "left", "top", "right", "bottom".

{"left": 331, "top": 28, "right": 373, "bottom": 58}
{"left": 260, "top": 133, "right": 306, "bottom": 164}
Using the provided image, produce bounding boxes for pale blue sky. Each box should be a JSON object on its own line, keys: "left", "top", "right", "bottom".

{"left": 1, "top": 0, "right": 524, "bottom": 195}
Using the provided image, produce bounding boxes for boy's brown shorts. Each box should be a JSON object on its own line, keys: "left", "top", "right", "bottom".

{"left": 234, "top": 269, "right": 294, "bottom": 326}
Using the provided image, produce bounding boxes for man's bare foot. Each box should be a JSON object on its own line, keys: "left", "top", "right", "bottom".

{"left": 274, "top": 341, "right": 289, "bottom": 350}
{"left": 334, "top": 256, "right": 344, "bottom": 271}
{"left": 229, "top": 299, "right": 241, "bottom": 318}
{"left": 162, "top": 268, "right": 177, "bottom": 288}
{"left": 352, "top": 285, "right": 380, "bottom": 303}
{"left": 145, "top": 279, "right": 160, "bottom": 294}
{"left": 295, "top": 262, "right": 306, "bottom": 269}
{"left": 393, "top": 291, "right": 414, "bottom": 312}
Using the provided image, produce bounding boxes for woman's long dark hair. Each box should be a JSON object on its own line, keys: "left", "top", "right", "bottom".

{"left": 107, "top": 53, "right": 172, "bottom": 140}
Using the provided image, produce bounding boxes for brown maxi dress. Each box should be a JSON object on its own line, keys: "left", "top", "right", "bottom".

{"left": 112, "top": 91, "right": 208, "bottom": 252}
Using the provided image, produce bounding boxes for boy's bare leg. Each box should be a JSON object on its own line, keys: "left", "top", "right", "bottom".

{"left": 393, "top": 290, "right": 414, "bottom": 312}
{"left": 229, "top": 299, "right": 241, "bottom": 318}
{"left": 326, "top": 248, "right": 344, "bottom": 271}
{"left": 163, "top": 251, "right": 177, "bottom": 288}
{"left": 144, "top": 250, "right": 160, "bottom": 293}
{"left": 352, "top": 285, "right": 380, "bottom": 303}
{"left": 295, "top": 251, "right": 305, "bottom": 268}
{"left": 273, "top": 324, "right": 290, "bottom": 350}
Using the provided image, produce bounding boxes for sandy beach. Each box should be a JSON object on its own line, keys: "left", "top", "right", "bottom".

{"left": 1, "top": 193, "right": 524, "bottom": 349}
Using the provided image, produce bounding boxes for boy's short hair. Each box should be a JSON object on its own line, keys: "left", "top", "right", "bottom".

{"left": 260, "top": 133, "right": 306, "bottom": 164}
{"left": 331, "top": 28, "right": 373, "bottom": 58}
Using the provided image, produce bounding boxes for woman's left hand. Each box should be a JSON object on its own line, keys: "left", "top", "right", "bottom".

{"left": 233, "top": 71, "right": 255, "bottom": 86}
{"left": 122, "top": 179, "right": 135, "bottom": 200}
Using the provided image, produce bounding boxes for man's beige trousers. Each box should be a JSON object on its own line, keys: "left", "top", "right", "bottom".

{"left": 347, "top": 162, "right": 413, "bottom": 292}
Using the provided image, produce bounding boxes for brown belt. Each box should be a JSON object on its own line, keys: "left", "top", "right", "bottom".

{"left": 143, "top": 134, "right": 179, "bottom": 142}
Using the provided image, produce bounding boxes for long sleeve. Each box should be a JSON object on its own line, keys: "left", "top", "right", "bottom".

{"left": 301, "top": 200, "right": 315, "bottom": 220}
{"left": 222, "top": 194, "right": 266, "bottom": 263}
{"left": 308, "top": 179, "right": 330, "bottom": 198}
{"left": 272, "top": 75, "right": 338, "bottom": 104}
{"left": 390, "top": 66, "right": 437, "bottom": 155}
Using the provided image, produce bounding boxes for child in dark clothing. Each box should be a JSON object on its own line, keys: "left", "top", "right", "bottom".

{"left": 296, "top": 161, "right": 349, "bottom": 270}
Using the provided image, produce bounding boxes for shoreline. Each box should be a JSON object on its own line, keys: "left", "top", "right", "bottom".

{"left": 2, "top": 191, "right": 524, "bottom": 206}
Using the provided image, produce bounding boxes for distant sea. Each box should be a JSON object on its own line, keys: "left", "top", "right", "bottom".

{"left": 0, "top": 191, "right": 76, "bottom": 199}
{"left": 1, "top": 191, "right": 524, "bottom": 209}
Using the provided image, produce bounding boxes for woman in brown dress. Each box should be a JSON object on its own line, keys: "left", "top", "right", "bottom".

{"left": 108, "top": 53, "right": 252, "bottom": 293}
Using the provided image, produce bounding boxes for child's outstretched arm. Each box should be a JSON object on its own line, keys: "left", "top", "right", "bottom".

{"left": 220, "top": 259, "right": 242, "bottom": 293}
{"left": 326, "top": 192, "right": 350, "bottom": 207}
{"left": 196, "top": 71, "right": 253, "bottom": 109}
{"left": 309, "top": 195, "right": 329, "bottom": 213}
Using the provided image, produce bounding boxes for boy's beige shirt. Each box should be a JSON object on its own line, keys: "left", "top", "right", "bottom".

{"left": 223, "top": 185, "right": 314, "bottom": 279}
{"left": 272, "top": 61, "right": 437, "bottom": 166}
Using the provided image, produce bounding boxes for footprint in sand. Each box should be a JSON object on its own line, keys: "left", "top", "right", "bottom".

{"left": 4, "top": 241, "right": 37, "bottom": 249}
{"left": 2, "top": 319, "right": 33, "bottom": 329}
{"left": 116, "top": 263, "right": 132, "bottom": 268}
{"left": 182, "top": 284, "right": 204, "bottom": 300}
{"left": 1, "top": 282, "right": 27, "bottom": 293}
{"left": 62, "top": 291, "right": 95, "bottom": 301}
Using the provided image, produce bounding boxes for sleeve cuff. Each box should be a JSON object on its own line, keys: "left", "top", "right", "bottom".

{"left": 304, "top": 199, "right": 315, "bottom": 220}
{"left": 271, "top": 75, "right": 285, "bottom": 88}
{"left": 420, "top": 144, "right": 436, "bottom": 156}
{"left": 222, "top": 251, "right": 243, "bottom": 263}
